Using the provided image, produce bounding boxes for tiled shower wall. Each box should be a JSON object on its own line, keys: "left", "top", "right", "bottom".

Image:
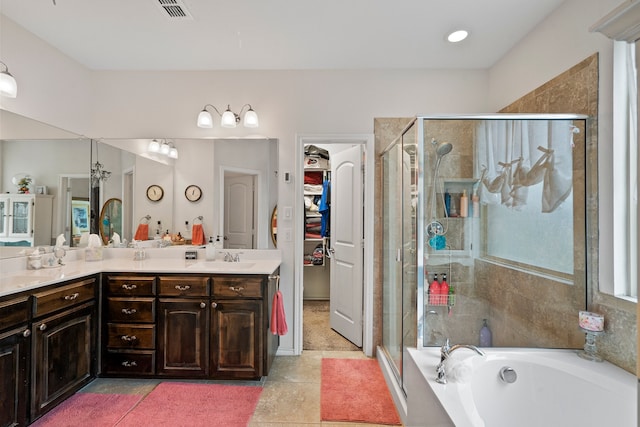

{"left": 374, "top": 53, "right": 637, "bottom": 373}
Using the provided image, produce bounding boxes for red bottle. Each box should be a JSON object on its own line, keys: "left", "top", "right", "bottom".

{"left": 428, "top": 275, "right": 441, "bottom": 305}
{"left": 439, "top": 273, "right": 449, "bottom": 306}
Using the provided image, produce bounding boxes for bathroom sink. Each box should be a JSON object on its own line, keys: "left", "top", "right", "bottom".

{"left": 191, "top": 261, "right": 256, "bottom": 271}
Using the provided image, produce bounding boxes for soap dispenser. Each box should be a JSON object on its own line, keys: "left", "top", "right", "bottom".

{"left": 206, "top": 237, "right": 216, "bottom": 261}
{"left": 214, "top": 235, "right": 223, "bottom": 250}
{"left": 480, "top": 319, "right": 492, "bottom": 347}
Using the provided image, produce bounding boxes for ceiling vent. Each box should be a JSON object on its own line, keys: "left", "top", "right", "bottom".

{"left": 155, "top": 0, "right": 193, "bottom": 20}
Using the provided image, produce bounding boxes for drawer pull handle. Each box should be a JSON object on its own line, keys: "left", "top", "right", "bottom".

{"left": 22, "top": 329, "right": 31, "bottom": 338}
{"left": 121, "top": 361, "right": 138, "bottom": 367}
{"left": 122, "top": 284, "right": 137, "bottom": 290}
{"left": 120, "top": 335, "right": 138, "bottom": 342}
{"left": 175, "top": 285, "right": 191, "bottom": 291}
{"left": 229, "top": 286, "right": 244, "bottom": 293}
{"left": 211, "top": 302, "right": 218, "bottom": 308}
{"left": 39, "top": 323, "right": 47, "bottom": 331}
{"left": 121, "top": 308, "right": 137, "bottom": 315}
{"left": 64, "top": 292, "right": 80, "bottom": 301}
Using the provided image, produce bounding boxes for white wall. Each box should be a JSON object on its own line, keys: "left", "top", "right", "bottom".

{"left": 0, "top": 0, "right": 623, "bottom": 353}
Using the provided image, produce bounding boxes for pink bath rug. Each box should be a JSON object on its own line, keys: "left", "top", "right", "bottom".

{"left": 321, "top": 358, "right": 402, "bottom": 425}
{"left": 117, "top": 382, "right": 262, "bottom": 427}
{"left": 30, "top": 392, "right": 142, "bottom": 427}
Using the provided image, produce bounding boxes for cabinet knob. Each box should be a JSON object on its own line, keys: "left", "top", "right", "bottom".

{"left": 121, "top": 308, "right": 137, "bottom": 315}
{"left": 211, "top": 302, "right": 218, "bottom": 308}
{"left": 22, "top": 329, "right": 31, "bottom": 338}
{"left": 122, "top": 284, "right": 137, "bottom": 290}
{"left": 200, "top": 302, "right": 206, "bottom": 309}
{"left": 39, "top": 323, "right": 47, "bottom": 331}
{"left": 63, "top": 292, "right": 80, "bottom": 301}
{"left": 175, "top": 285, "right": 191, "bottom": 291}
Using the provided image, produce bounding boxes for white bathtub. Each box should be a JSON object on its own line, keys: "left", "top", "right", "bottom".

{"left": 399, "top": 347, "right": 637, "bottom": 427}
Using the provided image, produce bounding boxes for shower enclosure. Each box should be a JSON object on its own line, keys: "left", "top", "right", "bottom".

{"left": 381, "top": 114, "right": 589, "bottom": 394}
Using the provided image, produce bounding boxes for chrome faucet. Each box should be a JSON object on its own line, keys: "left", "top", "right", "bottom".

{"left": 435, "top": 338, "right": 485, "bottom": 384}
{"left": 223, "top": 252, "right": 241, "bottom": 262}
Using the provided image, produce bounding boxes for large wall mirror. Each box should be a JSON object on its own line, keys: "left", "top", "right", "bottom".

{"left": 0, "top": 110, "right": 90, "bottom": 259}
{"left": 0, "top": 111, "right": 278, "bottom": 258}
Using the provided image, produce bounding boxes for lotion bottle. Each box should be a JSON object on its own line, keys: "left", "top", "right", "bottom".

{"left": 480, "top": 319, "right": 492, "bottom": 347}
{"left": 214, "top": 235, "right": 223, "bottom": 250}
{"left": 439, "top": 273, "right": 449, "bottom": 305}
{"left": 428, "top": 275, "right": 441, "bottom": 305}
{"left": 206, "top": 236, "right": 216, "bottom": 261}
{"left": 460, "top": 190, "right": 468, "bottom": 218}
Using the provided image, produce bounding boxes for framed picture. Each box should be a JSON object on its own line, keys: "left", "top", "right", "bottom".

{"left": 35, "top": 185, "right": 47, "bottom": 195}
{"left": 71, "top": 199, "right": 90, "bottom": 236}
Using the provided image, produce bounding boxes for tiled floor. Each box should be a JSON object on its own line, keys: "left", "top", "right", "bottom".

{"left": 81, "top": 350, "right": 399, "bottom": 426}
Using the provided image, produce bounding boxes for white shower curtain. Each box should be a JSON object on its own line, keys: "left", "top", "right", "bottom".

{"left": 475, "top": 119, "right": 575, "bottom": 213}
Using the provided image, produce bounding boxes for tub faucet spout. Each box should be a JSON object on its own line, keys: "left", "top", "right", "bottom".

{"left": 435, "top": 339, "right": 485, "bottom": 384}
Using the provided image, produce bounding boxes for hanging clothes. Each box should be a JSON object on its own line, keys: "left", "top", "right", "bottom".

{"left": 319, "top": 179, "right": 331, "bottom": 237}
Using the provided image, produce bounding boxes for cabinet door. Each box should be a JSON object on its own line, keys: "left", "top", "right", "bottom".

{"left": 9, "top": 198, "right": 33, "bottom": 238}
{"left": 0, "top": 198, "right": 7, "bottom": 237}
{"left": 0, "top": 326, "right": 30, "bottom": 427}
{"left": 31, "top": 302, "right": 95, "bottom": 421}
{"left": 210, "top": 300, "right": 262, "bottom": 379}
{"left": 157, "top": 299, "right": 208, "bottom": 377}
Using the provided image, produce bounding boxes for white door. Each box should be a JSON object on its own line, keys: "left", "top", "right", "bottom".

{"left": 224, "top": 174, "right": 256, "bottom": 249}
{"left": 329, "top": 145, "right": 364, "bottom": 347}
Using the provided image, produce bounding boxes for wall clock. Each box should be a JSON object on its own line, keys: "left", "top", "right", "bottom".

{"left": 185, "top": 185, "right": 202, "bottom": 202}
{"left": 146, "top": 184, "right": 164, "bottom": 202}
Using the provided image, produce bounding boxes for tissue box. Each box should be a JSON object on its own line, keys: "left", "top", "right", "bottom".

{"left": 85, "top": 247, "right": 103, "bottom": 261}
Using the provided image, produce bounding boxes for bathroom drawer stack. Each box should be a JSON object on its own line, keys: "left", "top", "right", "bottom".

{"left": 103, "top": 275, "right": 157, "bottom": 376}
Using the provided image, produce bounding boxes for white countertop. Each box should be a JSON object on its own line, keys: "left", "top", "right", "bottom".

{"left": 0, "top": 247, "right": 281, "bottom": 298}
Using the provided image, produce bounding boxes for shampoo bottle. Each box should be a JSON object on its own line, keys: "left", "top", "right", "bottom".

{"left": 206, "top": 236, "right": 216, "bottom": 261}
{"left": 472, "top": 190, "right": 480, "bottom": 218}
{"left": 460, "top": 190, "right": 468, "bottom": 218}
{"left": 428, "top": 275, "right": 441, "bottom": 305}
{"left": 439, "top": 273, "right": 449, "bottom": 305}
{"left": 444, "top": 189, "right": 451, "bottom": 217}
{"left": 480, "top": 319, "right": 492, "bottom": 347}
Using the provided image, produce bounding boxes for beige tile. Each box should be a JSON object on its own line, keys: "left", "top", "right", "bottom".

{"left": 250, "top": 380, "right": 321, "bottom": 424}
{"left": 268, "top": 352, "right": 322, "bottom": 383}
{"left": 79, "top": 378, "right": 159, "bottom": 396}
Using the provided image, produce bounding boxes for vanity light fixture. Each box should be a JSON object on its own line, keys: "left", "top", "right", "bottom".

{"left": 0, "top": 61, "right": 17, "bottom": 98}
{"left": 447, "top": 30, "right": 469, "bottom": 43}
{"left": 148, "top": 139, "right": 178, "bottom": 159}
{"left": 197, "top": 103, "right": 259, "bottom": 129}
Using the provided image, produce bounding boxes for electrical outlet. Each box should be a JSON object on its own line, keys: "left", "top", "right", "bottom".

{"left": 283, "top": 228, "right": 292, "bottom": 242}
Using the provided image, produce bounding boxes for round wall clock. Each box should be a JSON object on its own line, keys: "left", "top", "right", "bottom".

{"left": 185, "top": 185, "right": 202, "bottom": 202}
{"left": 146, "top": 184, "right": 164, "bottom": 202}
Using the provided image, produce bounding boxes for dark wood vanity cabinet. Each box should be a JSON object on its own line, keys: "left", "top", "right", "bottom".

{"left": 0, "top": 296, "right": 30, "bottom": 427}
{"left": 211, "top": 276, "right": 266, "bottom": 379}
{"left": 157, "top": 276, "right": 209, "bottom": 378}
{"left": 102, "top": 275, "right": 157, "bottom": 376}
{"left": 30, "top": 277, "right": 97, "bottom": 421}
{"left": 101, "top": 272, "right": 278, "bottom": 381}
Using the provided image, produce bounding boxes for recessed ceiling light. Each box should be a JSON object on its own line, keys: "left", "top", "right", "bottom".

{"left": 447, "top": 30, "right": 469, "bottom": 43}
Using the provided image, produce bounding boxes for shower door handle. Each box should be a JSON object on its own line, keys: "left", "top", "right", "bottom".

{"left": 396, "top": 248, "right": 402, "bottom": 262}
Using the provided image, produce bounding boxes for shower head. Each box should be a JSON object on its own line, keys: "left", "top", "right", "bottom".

{"left": 435, "top": 141, "right": 453, "bottom": 158}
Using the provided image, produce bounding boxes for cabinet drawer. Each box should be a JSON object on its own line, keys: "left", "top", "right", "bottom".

{"left": 107, "top": 276, "right": 156, "bottom": 296}
{"left": 107, "top": 298, "right": 155, "bottom": 323}
{"left": 107, "top": 323, "right": 155, "bottom": 349}
{"left": 213, "top": 276, "right": 263, "bottom": 298}
{"left": 32, "top": 278, "right": 96, "bottom": 318}
{"left": 104, "top": 350, "right": 155, "bottom": 375}
{"left": 158, "top": 276, "right": 209, "bottom": 297}
{"left": 0, "top": 296, "right": 29, "bottom": 332}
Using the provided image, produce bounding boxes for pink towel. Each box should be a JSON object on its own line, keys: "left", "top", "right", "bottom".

{"left": 134, "top": 223, "right": 149, "bottom": 241}
{"left": 270, "top": 290, "right": 288, "bottom": 336}
{"left": 191, "top": 224, "right": 205, "bottom": 246}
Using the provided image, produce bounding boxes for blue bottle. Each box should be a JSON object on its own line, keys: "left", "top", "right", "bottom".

{"left": 444, "top": 189, "right": 451, "bottom": 217}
